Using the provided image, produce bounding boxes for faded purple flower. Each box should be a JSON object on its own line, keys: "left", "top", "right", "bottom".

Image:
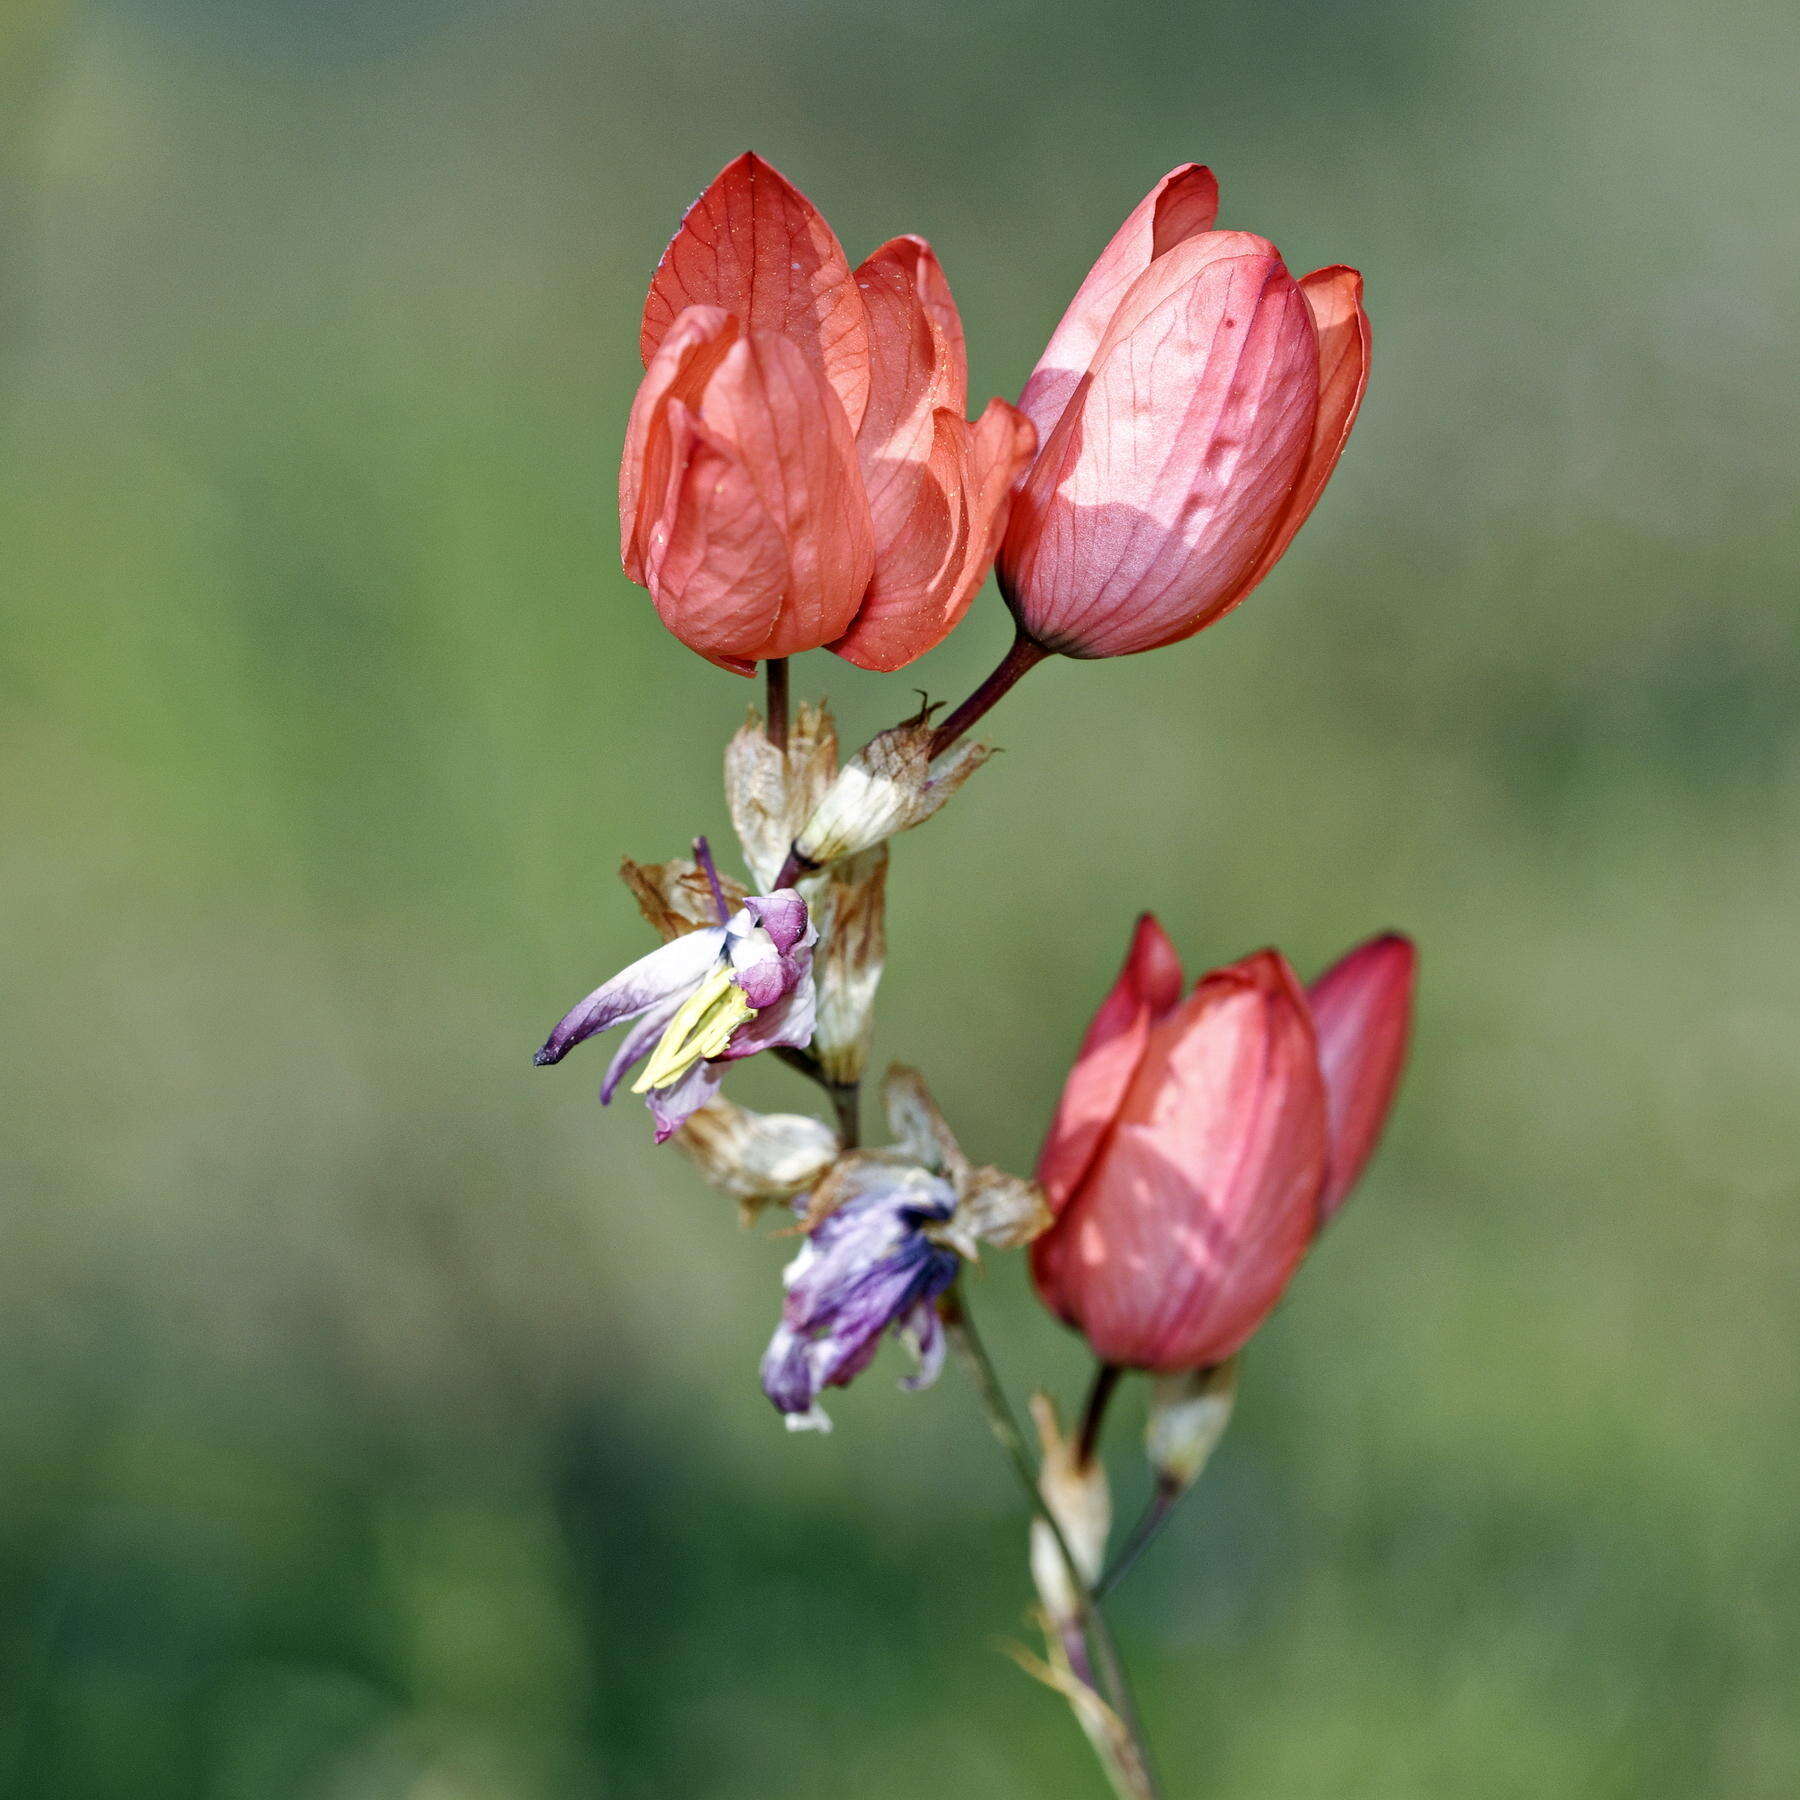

{"left": 760, "top": 1160, "right": 961, "bottom": 1431}
{"left": 533, "top": 888, "right": 816, "bottom": 1142}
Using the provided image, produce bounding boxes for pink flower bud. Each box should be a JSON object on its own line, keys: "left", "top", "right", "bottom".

{"left": 998, "top": 166, "right": 1370, "bottom": 660}
{"left": 620, "top": 155, "right": 1031, "bottom": 673}
{"left": 1030, "top": 919, "right": 1413, "bottom": 1371}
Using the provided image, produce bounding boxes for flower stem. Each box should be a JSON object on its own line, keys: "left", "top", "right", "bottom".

{"left": 827, "top": 1079, "right": 861, "bottom": 1151}
{"left": 1096, "top": 1479, "right": 1183, "bottom": 1600}
{"left": 765, "top": 658, "right": 789, "bottom": 754}
{"left": 940, "top": 1284, "right": 1161, "bottom": 1800}
{"left": 927, "top": 629, "right": 1048, "bottom": 757}
{"left": 771, "top": 1044, "right": 861, "bottom": 1152}
{"left": 1076, "top": 1362, "right": 1123, "bottom": 1470}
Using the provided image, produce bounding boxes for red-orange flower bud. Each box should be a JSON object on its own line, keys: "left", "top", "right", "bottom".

{"left": 998, "top": 166, "right": 1370, "bottom": 660}
{"left": 620, "top": 155, "right": 1032, "bottom": 673}
{"left": 1029, "top": 919, "right": 1414, "bottom": 1371}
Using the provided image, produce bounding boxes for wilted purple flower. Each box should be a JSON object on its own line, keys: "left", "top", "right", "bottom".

{"left": 533, "top": 888, "right": 816, "bottom": 1142}
{"left": 760, "top": 1160, "right": 961, "bottom": 1431}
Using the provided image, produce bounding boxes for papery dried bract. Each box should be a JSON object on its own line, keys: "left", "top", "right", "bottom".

{"left": 620, "top": 855, "right": 748, "bottom": 942}
{"left": 811, "top": 847, "right": 888, "bottom": 1086}
{"left": 792, "top": 719, "right": 993, "bottom": 867}
{"left": 1028, "top": 1393, "right": 1112, "bottom": 1628}
{"left": 1145, "top": 1358, "right": 1238, "bottom": 1494}
{"left": 882, "top": 1065, "right": 1051, "bottom": 1259}
{"left": 724, "top": 699, "right": 840, "bottom": 891}
{"left": 674, "top": 1099, "right": 840, "bottom": 1222}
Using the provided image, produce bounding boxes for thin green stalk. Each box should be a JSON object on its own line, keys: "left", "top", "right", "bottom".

{"left": 940, "top": 1284, "right": 1161, "bottom": 1800}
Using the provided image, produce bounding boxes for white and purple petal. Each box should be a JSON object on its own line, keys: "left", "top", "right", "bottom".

{"left": 759, "top": 1165, "right": 961, "bottom": 1424}
{"left": 599, "top": 987, "right": 688, "bottom": 1103}
{"left": 645, "top": 1058, "right": 724, "bottom": 1144}
{"left": 533, "top": 927, "right": 724, "bottom": 1066}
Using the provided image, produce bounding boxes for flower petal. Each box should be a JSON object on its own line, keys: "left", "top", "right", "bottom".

{"left": 600, "top": 986, "right": 688, "bottom": 1103}
{"left": 1307, "top": 930, "right": 1415, "bottom": 1223}
{"left": 640, "top": 152, "right": 872, "bottom": 433}
{"left": 1035, "top": 949, "right": 1328, "bottom": 1371}
{"left": 743, "top": 888, "right": 809, "bottom": 955}
{"left": 533, "top": 927, "right": 723, "bottom": 1067}
{"left": 1034, "top": 914, "right": 1184, "bottom": 1210}
{"left": 645, "top": 1058, "right": 723, "bottom": 1144}
{"left": 829, "top": 406, "right": 968, "bottom": 672}
{"left": 620, "top": 305, "right": 740, "bottom": 585}
{"left": 1017, "top": 164, "right": 1220, "bottom": 447}
{"left": 1001, "top": 232, "right": 1319, "bottom": 660}
{"left": 692, "top": 332, "right": 876, "bottom": 660}
{"left": 1228, "top": 265, "right": 1371, "bottom": 604}
{"left": 720, "top": 958, "right": 817, "bottom": 1060}
{"left": 638, "top": 401, "right": 790, "bottom": 675}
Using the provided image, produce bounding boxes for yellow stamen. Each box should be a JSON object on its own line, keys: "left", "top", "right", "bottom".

{"left": 633, "top": 961, "right": 757, "bottom": 1094}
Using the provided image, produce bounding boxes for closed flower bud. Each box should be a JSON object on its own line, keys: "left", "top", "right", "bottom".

{"left": 622, "top": 155, "right": 1030, "bottom": 674}
{"left": 1030, "top": 917, "right": 1414, "bottom": 1370}
{"left": 998, "top": 165, "right": 1370, "bottom": 660}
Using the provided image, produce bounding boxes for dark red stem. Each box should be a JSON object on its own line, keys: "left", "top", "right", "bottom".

{"left": 765, "top": 657, "right": 790, "bottom": 754}
{"left": 1076, "top": 1361, "right": 1123, "bottom": 1470}
{"left": 926, "top": 629, "right": 1048, "bottom": 757}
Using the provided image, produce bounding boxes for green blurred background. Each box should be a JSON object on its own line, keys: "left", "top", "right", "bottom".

{"left": 4, "top": 0, "right": 1797, "bottom": 1793}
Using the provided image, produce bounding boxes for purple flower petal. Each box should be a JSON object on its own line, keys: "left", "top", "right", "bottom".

{"left": 533, "top": 928, "right": 723, "bottom": 1066}
{"left": 599, "top": 987, "right": 687, "bottom": 1103}
{"left": 759, "top": 1165, "right": 960, "bottom": 1422}
{"left": 731, "top": 951, "right": 791, "bottom": 1009}
{"left": 744, "top": 889, "right": 810, "bottom": 954}
{"left": 898, "top": 1298, "right": 947, "bottom": 1392}
{"left": 721, "top": 964, "right": 816, "bottom": 1062}
{"left": 645, "top": 1058, "right": 723, "bottom": 1143}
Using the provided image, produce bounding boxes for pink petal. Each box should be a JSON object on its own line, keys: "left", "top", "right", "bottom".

{"left": 639, "top": 402, "right": 789, "bottom": 675}
{"left": 687, "top": 331, "right": 876, "bottom": 661}
{"left": 1017, "top": 165, "right": 1220, "bottom": 448}
{"left": 1001, "top": 232, "right": 1318, "bottom": 659}
{"left": 853, "top": 238, "right": 964, "bottom": 565}
{"left": 1307, "top": 931, "right": 1415, "bottom": 1223}
{"left": 640, "top": 152, "right": 872, "bottom": 433}
{"left": 831, "top": 397, "right": 1036, "bottom": 673}
{"left": 1226, "top": 264, "right": 1371, "bottom": 604}
{"left": 1041, "top": 949, "right": 1328, "bottom": 1371}
{"left": 1033, "top": 915, "right": 1184, "bottom": 1214}
{"left": 620, "top": 305, "right": 740, "bottom": 585}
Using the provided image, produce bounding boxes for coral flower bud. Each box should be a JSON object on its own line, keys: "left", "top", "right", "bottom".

{"left": 620, "top": 154, "right": 1030, "bottom": 674}
{"left": 998, "top": 165, "right": 1370, "bottom": 660}
{"left": 1030, "top": 918, "right": 1413, "bottom": 1371}
{"left": 1307, "top": 932, "right": 1417, "bottom": 1222}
